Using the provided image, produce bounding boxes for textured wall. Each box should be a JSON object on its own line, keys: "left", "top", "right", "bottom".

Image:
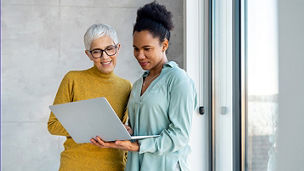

{"left": 1, "top": 0, "right": 184, "bottom": 170}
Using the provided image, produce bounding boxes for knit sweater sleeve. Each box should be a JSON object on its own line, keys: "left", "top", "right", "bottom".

{"left": 47, "top": 72, "right": 74, "bottom": 136}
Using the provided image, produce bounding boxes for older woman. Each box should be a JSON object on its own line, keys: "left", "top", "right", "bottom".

{"left": 91, "top": 2, "right": 197, "bottom": 171}
{"left": 48, "top": 24, "right": 131, "bottom": 171}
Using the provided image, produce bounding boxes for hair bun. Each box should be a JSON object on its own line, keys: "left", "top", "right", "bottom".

{"left": 136, "top": 1, "right": 174, "bottom": 31}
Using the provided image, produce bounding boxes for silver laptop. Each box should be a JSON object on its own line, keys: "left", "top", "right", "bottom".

{"left": 49, "top": 97, "right": 159, "bottom": 143}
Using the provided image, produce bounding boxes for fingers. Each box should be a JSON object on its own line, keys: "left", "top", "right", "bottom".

{"left": 90, "top": 138, "right": 104, "bottom": 148}
{"left": 90, "top": 136, "right": 107, "bottom": 148}
{"left": 93, "top": 137, "right": 118, "bottom": 148}
{"left": 115, "top": 140, "right": 123, "bottom": 145}
{"left": 90, "top": 137, "right": 134, "bottom": 151}
{"left": 95, "top": 136, "right": 105, "bottom": 146}
{"left": 124, "top": 125, "right": 134, "bottom": 135}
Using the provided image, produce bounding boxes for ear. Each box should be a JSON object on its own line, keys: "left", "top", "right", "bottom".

{"left": 162, "top": 39, "right": 169, "bottom": 52}
{"left": 85, "top": 50, "right": 93, "bottom": 61}
{"left": 116, "top": 43, "right": 121, "bottom": 53}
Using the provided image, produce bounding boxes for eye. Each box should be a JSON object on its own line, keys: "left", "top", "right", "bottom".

{"left": 106, "top": 46, "right": 115, "bottom": 51}
{"left": 134, "top": 47, "right": 139, "bottom": 52}
{"left": 92, "top": 50, "right": 101, "bottom": 54}
{"left": 144, "top": 48, "right": 151, "bottom": 51}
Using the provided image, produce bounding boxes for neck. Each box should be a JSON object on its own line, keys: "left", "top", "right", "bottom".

{"left": 90, "top": 65, "right": 114, "bottom": 79}
{"left": 149, "top": 56, "right": 168, "bottom": 76}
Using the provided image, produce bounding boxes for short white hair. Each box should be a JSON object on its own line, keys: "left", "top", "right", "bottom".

{"left": 83, "top": 24, "right": 119, "bottom": 50}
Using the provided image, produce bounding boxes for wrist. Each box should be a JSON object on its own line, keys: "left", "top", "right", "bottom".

{"left": 131, "top": 142, "right": 140, "bottom": 152}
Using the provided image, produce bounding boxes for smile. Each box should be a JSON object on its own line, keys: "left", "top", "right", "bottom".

{"left": 101, "top": 61, "right": 112, "bottom": 65}
{"left": 139, "top": 62, "right": 149, "bottom": 66}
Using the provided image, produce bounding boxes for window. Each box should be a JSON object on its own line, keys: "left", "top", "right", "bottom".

{"left": 185, "top": 0, "right": 279, "bottom": 170}
{"left": 245, "top": 0, "right": 279, "bottom": 171}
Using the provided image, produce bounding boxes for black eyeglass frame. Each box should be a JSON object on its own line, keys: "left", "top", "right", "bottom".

{"left": 88, "top": 44, "right": 118, "bottom": 59}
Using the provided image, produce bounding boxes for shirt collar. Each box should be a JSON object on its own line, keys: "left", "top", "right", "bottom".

{"left": 163, "top": 61, "right": 178, "bottom": 68}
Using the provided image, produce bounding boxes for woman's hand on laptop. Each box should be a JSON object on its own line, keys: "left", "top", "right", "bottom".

{"left": 124, "top": 125, "right": 133, "bottom": 135}
{"left": 90, "top": 136, "right": 139, "bottom": 152}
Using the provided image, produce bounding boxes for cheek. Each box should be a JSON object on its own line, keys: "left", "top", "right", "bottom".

{"left": 144, "top": 50, "right": 154, "bottom": 58}
{"left": 150, "top": 50, "right": 162, "bottom": 60}
{"left": 111, "top": 56, "right": 117, "bottom": 65}
{"left": 93, "top": 58, "right": 101, "bottom": 65}
{"left": 134, "top": 51, "right": 139, "bottom": 58}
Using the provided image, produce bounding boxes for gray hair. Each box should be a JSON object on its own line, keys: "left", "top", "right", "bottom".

{"left": 83, "top": 24, "right": 119, "bottom": 50}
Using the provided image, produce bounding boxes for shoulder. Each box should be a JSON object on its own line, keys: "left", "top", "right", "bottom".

{"left": 114, "top": 75, "right": 132, "bottom": 86}
{"left": 166, "top": 63, "right": 191, "bottom": 83}
{"left": 63, "top": 70, "right": 87, "bottom": 80}
{"left": 165, "top": 62, "right": 197, "bottom": 100}
{"left": 113, "top": 75, "right": 132, "bottom": 89}
{"left": 168, "top": 67, "right": 187, "bottom": 79}
{"left": 163, "top": 62, "right": 195, "bottom": 92}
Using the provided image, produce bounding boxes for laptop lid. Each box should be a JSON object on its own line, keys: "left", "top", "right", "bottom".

{"left": 49, "top": 97, "right": 134, "bottom": 143}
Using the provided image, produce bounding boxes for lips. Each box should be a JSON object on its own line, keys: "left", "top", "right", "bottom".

{"left": 139, "top": 61, "right": 149, "bottom": 67}
{"left": 101, "top": 61, "right": 112, "bottom": 65}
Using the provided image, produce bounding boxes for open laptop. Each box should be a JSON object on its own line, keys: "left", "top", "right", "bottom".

{"left": 49, "top": 97, "right": 159, "bottom": 143}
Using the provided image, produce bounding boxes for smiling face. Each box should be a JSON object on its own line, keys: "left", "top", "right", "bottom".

{"left": 85, "top": 35, "right": 119, "bottom": 74}
{"left": 133, "top": 30, "right": 168, "bottom": 71}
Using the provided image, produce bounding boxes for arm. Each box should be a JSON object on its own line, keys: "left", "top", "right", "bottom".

{"left": 138, "top": 74, "right": 197, "bottom": 155}
{"left": 47, "top": 72, "right": 73, "bottom": 136}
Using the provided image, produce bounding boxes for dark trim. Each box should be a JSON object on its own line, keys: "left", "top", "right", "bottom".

{"left": 0, "top": 0, "right": 2, "bottom": 169}
{"left": 207, "top": 0, "right": 214, "bottom": 170}
{"left": 243, "top": 0, "right": 248, "bottom": 170}
{"left": 232, "top": 0, "right": 244, "bottom": 171}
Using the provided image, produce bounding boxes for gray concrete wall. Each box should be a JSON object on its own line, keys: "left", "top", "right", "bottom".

{"left": 277, "top": 0, "right": 304, "bottom": 170}
{"left": 1, "top": 0, "right": 184, "bottom": 170}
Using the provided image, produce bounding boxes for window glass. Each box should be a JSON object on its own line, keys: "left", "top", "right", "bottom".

{"left": 245, "top": 0, "right": 279, "bottom": 171}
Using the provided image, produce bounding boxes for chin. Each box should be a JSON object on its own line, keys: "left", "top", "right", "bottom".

{"left": 141, "top": 66, "right": 149, "bottom": 70}
{"left": 138, "top": 61, "right": 153, "bottom": 71}
{"left": 139, "top": 64, "right": 151, "bottom": 70}
{"left": 102, "top": 69, "right": 113, "bottom": 74}
{"left": 96, "top": 63, "right": 114, "bottom": 72}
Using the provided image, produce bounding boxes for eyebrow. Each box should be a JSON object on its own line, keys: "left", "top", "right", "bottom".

{"left": 133, "top": 45, "right": 152, "bottom": 48}
{"left": 91, "top": 44, "right": 115, "bottom": 51}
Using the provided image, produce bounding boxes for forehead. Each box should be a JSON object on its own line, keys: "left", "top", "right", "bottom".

{"left": 133, "top": 30, "right": 160, "bottom": 46}
{"left": 90, "top": 35, "right": 114, "bottom": 49}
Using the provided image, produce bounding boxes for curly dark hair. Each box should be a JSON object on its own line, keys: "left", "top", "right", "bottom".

{"left": 133, "top": 1, "right": 174, "bottom": 43}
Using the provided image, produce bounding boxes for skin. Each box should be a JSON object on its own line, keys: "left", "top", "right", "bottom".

{"left": 85, "top": 35, "right": 120, "bottom": 74}
{"left": 134, "top": 30, "right": 169, "bottom": 95}
{"left": 133, "top": 30, "right": 168, "bottom": 76}
{"left": 90, "top": 30, "right": 169, "bottom": 152}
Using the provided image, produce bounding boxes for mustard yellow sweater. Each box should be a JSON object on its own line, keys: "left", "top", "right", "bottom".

{"left": 48, "top": 66, "right": 132, "bottom": 171}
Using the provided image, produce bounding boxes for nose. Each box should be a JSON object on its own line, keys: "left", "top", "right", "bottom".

{"left": 101, "top": 51, "right": 110, "bottom": 60}
{"left": 136, "top": 50, "right": 145, "bottom": 60}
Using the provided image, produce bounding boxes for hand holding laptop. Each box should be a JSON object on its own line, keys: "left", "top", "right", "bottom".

{"left": 90, "top": 136, "right": 140, "bottom": 152}
{"left": 90, "top": 124, "right": 140, "bottom": 151}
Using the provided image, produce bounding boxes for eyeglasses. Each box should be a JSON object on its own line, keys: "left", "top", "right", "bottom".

{"left": 89, "top": 45, "right": 118, "bottom": 59}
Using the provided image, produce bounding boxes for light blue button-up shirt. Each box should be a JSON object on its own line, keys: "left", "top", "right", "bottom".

{"left": 125, "top": 61, "right": 197, "bottom": 171}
